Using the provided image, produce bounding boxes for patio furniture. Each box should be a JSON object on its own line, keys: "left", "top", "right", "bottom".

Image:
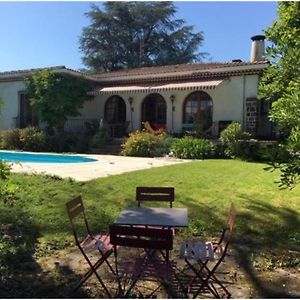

{"left": 136, "top": 186, "right": 175, "bottom": 208}
{"left": 109, "top": 224, "right": 173, "bottom": 297}
{"left": 112, "top": 206, "right": 188, "bottom": 297}
{"left": 114, "top": 206, "right": 188, "bottom": 228}
{"left": 178, "top": 204, "right": 236, "bottom": 298}
{"left": 66, "top": 196, "right": 116, "bottom": 298}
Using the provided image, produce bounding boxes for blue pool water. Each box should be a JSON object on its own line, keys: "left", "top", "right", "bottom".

{"left": 0, "top": 151, "right": 97, "bottom": 164}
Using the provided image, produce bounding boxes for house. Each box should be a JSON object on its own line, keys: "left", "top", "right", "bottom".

{"left": 0, "top": 35, "right": 273, "bottom": 139}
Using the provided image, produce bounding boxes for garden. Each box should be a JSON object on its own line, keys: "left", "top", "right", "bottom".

{"left": 0, "top": 151, "right": 299, "bottom": 297}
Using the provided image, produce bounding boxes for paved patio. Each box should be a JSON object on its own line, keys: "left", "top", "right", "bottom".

{"left": 11, "top": 154, "right": 190, "bottom": 181}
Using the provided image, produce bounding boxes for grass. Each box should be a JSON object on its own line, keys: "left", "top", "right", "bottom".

{"left": 1, "top": 159, "right": 300, "bottom": 297}
{"left": 1, "top": 159, "right": 299, "bottom": 253}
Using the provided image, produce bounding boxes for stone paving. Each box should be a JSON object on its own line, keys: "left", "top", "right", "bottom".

{"left": 11, "top": 154, "right": 190, "bottom": 181}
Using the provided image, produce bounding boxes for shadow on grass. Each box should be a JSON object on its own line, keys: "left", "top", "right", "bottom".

{"left": 0, "top": 205, "right": 91, "bottom": 298}
{"left": 180, "top": 196, "right": 300, "bottom": 298}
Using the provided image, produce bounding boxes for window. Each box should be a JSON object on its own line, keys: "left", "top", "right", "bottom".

{"left": 19, "top": 93, "right": 38, "bottom": 128}
{"left": 104, "top": 96, "right": 126, "bottom": 124}
{"left": 183, "top": 91, "right": 213, "bottom": 131}
{"left": 142, "top": 94, "right": 166, "bottom": 129}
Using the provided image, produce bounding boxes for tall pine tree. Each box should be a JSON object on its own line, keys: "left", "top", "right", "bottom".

{"left": 80, "top": 2, "right": 204, "bottom": 72}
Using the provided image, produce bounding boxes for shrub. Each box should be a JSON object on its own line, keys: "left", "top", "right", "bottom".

{"left": 46, "top": 132, "right": 78, "bottom": 152}
{"left": 89, "top": 128, "right": 107, "bottom": 148}
{"left": 19, "top": 127, "right": 47, "bottom": 152}
{"left": 1, "top": 129, "right": 22, "bottom": 149}
{"left": 220, "top": 122, "right": 251, "bottom": 158}
{"left": 171, "top": 136, "right": 214, "bottom": 159}
{"left": 121, "top": 131, "right": 172, "bottom": 157}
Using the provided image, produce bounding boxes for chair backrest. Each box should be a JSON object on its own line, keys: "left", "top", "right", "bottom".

{"left": 66, "top": 196, "right": 92, "bottom": 244}
{"left": 109, "top": 225, "right": 173, "bottom": 251}
{"left": 227, "top": 203, "right": 236, "bottom": 234}
{"left": 136, "top": 187, "right": 175, "bottom": 208}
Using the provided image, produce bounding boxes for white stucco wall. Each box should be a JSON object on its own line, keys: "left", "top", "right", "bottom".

{"left": 82, "top": 74, "right": 260, "bottom": 135}
{"left": 0, "top": 81, "right": 25, "bottom": 130}
{"left": 0, "top": 73, "right": 261, "bottom": 135}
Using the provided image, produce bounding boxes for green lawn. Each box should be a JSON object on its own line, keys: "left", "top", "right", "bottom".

{"left": 1, "top": 159, "right": 299, "bottom": 268}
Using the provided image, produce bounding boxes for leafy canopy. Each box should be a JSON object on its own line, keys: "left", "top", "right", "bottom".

{"left": 259, "top": 2, "right": 300, "bottom": 134}
{"left": 25, "top": 70, "right": 93, "bottom": 132}
{"left": 259, "top": 2, "right": 300, "bottom": 187}
{"left": 80, "top": 2, "right": 204, "bottom": 71}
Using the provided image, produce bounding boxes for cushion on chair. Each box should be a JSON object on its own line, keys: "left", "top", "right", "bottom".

{"left": 179, "top": 241, "right": 214, "bottom": 261}
{"left": 81, "top": 234, "right": 113, "bottom": 252}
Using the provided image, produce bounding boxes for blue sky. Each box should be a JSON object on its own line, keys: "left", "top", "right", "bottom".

{"left": 0, "top": 1, "right": 277, "bottom": 72}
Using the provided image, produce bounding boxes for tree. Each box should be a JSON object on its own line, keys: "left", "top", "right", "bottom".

{"left": 25, "top": 70, "right": 93, "bottom": 133}
{"left": 80, "top": 2, "right": 204, "bottom": 71}
{"left": 259, "top": 2, "right": 300, "bottom": 188}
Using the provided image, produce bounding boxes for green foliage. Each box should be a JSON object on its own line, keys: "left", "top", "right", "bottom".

{"left": 121, "top": 131, "right": 172, "bottom": 157}
{"left": 80, "top": 2, "right": 204, "bottom": 71}
{"left": 269, "top": 83, "right": 300, "bottom": 134}
{"left": 1, "top": 129, "right": 22, "bottom": 149}
{"left": 0, "top": 160, "right": 18, "bottom": 207}
{"left": 259, "top": 2, "right": 300, "bottom": 187}
{"left": 171, "top": 136, "right": 214, "bottom": 159}
{"left": 220, "top": 122, "right": 251, "bottom": 158}
{"left": 1, "top": 127, "right": 47, "bottom": 152}
{"left": 19, "top": 127, "right": 47, "bottom": 152}
{"left": 25, "top": 69, "right": 93, "bottom": 133}
{"left": 0, "top": 160, "right": 11, "bottom": 180}
{"left": 89, "top": 128, "right": 107, "bottom": 148}
{"left": 267, "top": 128, "right": 300, "bottom": 189}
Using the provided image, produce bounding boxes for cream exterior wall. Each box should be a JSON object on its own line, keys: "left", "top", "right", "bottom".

{"left": 89, "top": 74, "right": 260, "bottom": 134}
{"left": 0, "top": 73, "right": 260, "bottom": 134}
{"left": 0, "top": 81, "right": 26, "bottom": 130}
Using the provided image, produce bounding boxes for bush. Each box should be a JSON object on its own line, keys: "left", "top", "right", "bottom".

{"left": 171, "top": 136, "right": 214, "bottom": 159}
{"left": 19, "top": 127, "right": 47, "bottom": 152}
{"left": 121, "top": 131, "right": 172, "bottom": 157}
{"left": 46, "top": 132, "right": 78, "bottom": 153}
{"left": 1, "top": 129, "right": 22, "bottom": 149}
{"left": 220, "top": 122, "right": 251, "bottom": 158}
{"left": 89, "top": 128, "right": 107, "bottom": 148}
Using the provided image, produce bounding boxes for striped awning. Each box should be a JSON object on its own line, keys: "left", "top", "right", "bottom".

{"left": 93, "top": 80, "right": 224, "bottom": 95}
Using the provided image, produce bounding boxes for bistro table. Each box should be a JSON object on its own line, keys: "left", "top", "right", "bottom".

{"left": 112, "top": 206, "right": 188, "bottom": 297}
{"left": 114, "top": 206, "right": 188, "bottom": 228}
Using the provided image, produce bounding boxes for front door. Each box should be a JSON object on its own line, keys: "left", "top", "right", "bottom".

{"left": 142, "top": 94, "right": 166, "bottom": 130}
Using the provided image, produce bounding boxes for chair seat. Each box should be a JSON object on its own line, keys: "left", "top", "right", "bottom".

{"left": 81, "top": 234, "right": 114, "bottom": 252}
{"left": 179, "top": 241, "right": 215, "bottom": 261}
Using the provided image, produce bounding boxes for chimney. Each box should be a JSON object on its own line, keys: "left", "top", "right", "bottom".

{"left": 250, "top": 35, "right": 265, "bottom": 62}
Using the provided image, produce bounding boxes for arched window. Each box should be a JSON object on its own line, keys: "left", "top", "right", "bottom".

{"left": 183, "top": 91, "right": 213, "bottom": 131}
{"left": 104, "top": 95, "right": 126, "bottom": 124}
{"left": 142, "top": 94, "right": 166, "bottom": 130}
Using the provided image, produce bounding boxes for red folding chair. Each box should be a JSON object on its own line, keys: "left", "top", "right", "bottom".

{"left": 109, "top": 224, "right": 174, "bottom": 298}
{"left": 66, "top": 196, "right": 116, "bottom": 298}
{"left": 136, "top": 187, "right": 176, "bottom": 235}
{"left": 136, "top": 186, "right": 175, "bottom": 208}
{"left": 179, "top": 204, "right": 236, "bottom": 298}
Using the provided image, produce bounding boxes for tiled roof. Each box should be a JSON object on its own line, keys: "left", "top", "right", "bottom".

{"left": 90, "top": 61, "right": 269, "bottom": 79}
{"left": 0, "top": 66, "right": 67, "bottom": 76}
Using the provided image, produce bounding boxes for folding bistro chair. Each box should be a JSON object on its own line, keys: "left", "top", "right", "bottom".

{"left": 179, "top": 204, "right": 236, "bottom": 298}
{"left": 109, "top": 224, "right": 174, "bottom": 298}
{"left": 66, "top": 196, "right": 116, "bottom": 298}
{"left": 136, "top": 186, "right": 175, "bottom": 208}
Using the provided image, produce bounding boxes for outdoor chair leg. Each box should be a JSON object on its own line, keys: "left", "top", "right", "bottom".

{"left": 74, "top": 250, "right": 112, "bottom": 298}
{"left": 191, "top": 260, "right": 231, "bottom": 299}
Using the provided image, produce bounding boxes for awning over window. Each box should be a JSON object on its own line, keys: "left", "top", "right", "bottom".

{"left": 93, "top": 80, "right": 224, "bottom": 95}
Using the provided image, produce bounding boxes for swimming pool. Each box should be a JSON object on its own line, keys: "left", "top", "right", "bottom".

{"left": 0, "top": 151, "right": 97, "bottom": 164}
